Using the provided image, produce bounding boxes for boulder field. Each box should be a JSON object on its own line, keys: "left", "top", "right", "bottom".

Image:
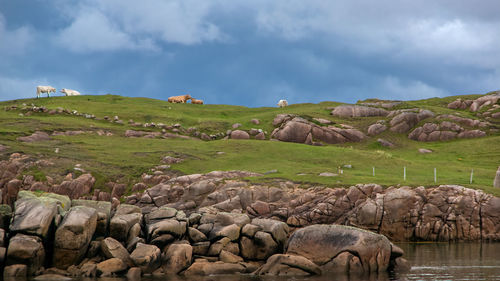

{"left": 0, "top": 153, "right": 500, "bottom": 278}
{"left": 0, "top": 191, "right": 409, "bottom": 278}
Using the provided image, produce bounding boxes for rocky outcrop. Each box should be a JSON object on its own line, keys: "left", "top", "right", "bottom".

{"left": 470, "top": 93, "right": 500, "bottom": 112}
{"left": 330, "top": 105, "right": 389, "bottom": 118}
{"left": 409, "top": 122, "right": 487, "bottom": 142}
{"left": 52, "top": 174, "right": 95, "bottom": 199}
{"left": 16, "top": 131, "right": 51, "bottom": 142}
{"left": 447, "top": 93, "right": 500, "bottom": 112}
{"left": 436, "top": 114, "right": 490, "bottom": 128}
{"left": 271, "top": 115, "right": 365, "bottom": 145}
{"left": 389, "top": 110, "right": 434, "bottom": 133}
{"left": 135, "top": 177, "right": 500, "bottom": 242}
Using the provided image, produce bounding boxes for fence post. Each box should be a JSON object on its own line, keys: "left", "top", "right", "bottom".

{"left": 404, "top": 166, "right": 406, "bottom": 181}
{"left": 434, "top": 168, "right": 437, "bottom": 183}
{"left": 470, "top": 169, "right": 474, "bottom": 184}
{"left": 373, "top": 167, "right": 375, "bottom": 177}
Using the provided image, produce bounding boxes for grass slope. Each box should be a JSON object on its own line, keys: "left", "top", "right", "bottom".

{"left": 1, "top": 94, "right": 499, "bottom": 196}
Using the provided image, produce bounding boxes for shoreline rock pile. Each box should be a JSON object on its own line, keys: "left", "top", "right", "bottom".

{"left": 0, "top": 190, "right": 408, "bottom": 278}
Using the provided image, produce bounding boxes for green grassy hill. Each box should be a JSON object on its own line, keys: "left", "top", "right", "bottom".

{"left": 1, "top": 93, "right": 499, "bottom": 196}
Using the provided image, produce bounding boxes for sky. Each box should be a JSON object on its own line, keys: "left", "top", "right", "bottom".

{"left": 0, "top": 0, "right": 499, "bottom": 107}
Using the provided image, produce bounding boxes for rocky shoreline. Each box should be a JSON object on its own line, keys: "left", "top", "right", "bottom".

{"left": 1, "top": 190, "right": 410, "bottom": 279}
{"left": 0, "top": 152, "right": 499, "bottom": 278}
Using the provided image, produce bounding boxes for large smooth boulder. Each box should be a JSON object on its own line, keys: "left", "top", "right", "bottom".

{"left": 162, "top": 242, "right": 193, "bottom": 274}
{"left": 53, "top": 206, "right": 98, "bottom": 269}
{"left": 230, "top": 130, "right": 250, "bottom": 140}
{"left": 71, "top": 200, "right": 111, "bottom": 237}
{"left": 286, "top": 225, "right": 393, "bottom": 273}
{"left": 255, "top": 254, "right": 321, "bottom": 276}
{"left": 6, "top": 234, "right": 45, "bottom": 275}
{"left": 10, "top": 195, "right": 58, "bottom": 239}
{"left": 130, "top": 243, "right": 161, "bottom": 274}
{"left": 331, "top": 105, "right": 389, "bottom": 118}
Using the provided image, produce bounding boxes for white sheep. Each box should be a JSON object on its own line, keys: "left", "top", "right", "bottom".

{"left": 277, "top": 99, "right": 288, "bottom": 107}
{"left": 36, "top": 86, "right": 56, "bottom": 98}
{"left": 61, "top": 88, "right": 81, "bottom": 96}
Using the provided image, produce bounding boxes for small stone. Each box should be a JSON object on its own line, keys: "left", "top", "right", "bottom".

{"left": 319, "top": 172, "right": 337, "bottom": 177}
{"left": 418, "top": 148, "right": 433, "bottom": 154}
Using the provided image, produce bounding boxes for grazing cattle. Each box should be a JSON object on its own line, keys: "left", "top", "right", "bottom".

{"left": 61, "top": 88, "right": 81, "bottom": 96}
{"left": 36, "top": 86, "right": 56, "bottom": 98}
{"left": 168, "top": 94, "right": 192, "bottom": 103}
{"left": 277, "top": 99, "right": 288, "bottom": 107}
{"left": 191, "top": 98, "right": 204, "bottom": 104}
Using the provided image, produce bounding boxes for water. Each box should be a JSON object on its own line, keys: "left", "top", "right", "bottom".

{"left": 86, "top": 243, "right": 500, "bottom": 281}
{"left": 397, "top": 242, "right": 500, "bottom": 281}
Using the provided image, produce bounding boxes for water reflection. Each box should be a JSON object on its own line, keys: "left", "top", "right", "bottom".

{"left": 79, "top": 243, "right": 500, "bottom": 281}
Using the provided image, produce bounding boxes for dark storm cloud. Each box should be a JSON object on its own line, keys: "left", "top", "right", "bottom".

{"left": 0, "top": 0, "right": 499, "bottom": 105}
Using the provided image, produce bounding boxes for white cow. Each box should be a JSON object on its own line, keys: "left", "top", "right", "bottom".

{"left": 61, "top": 88, "right": 81, "bottom": 96}
{"left": 277, "top": 99, "right": 288, "bottom": 107}
{"left": 36, "top": 86, "right": 56, "bottom": 98}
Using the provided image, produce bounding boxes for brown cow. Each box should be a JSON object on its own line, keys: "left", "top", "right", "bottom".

{"left": 168, "top": 94, "right": 191, "bottom": 103}
{"left": 191, "top": 98, "right": 204, "bottom": 104}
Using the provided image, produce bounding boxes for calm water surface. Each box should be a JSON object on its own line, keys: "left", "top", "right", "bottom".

{"left": 86, "top": 243, "right": 500, "bottom": 281}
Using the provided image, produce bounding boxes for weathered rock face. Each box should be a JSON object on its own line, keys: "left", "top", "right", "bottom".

{"left": 10, "top": 195, "right": 58, "bottom": 239}
{"left": 6, "top": 234, "right": 45, "bottom": 275}
{"left": 71, "top": 200, "right": 111, "bottom": 237}
{"left": 271, "top": 115, "right": 365, "bottom": 145}
{"left": 331, "top": 105, "right": 389, "bottom": 118}
{"left": 286, "top": 225, "right": 392, "bottom": 273}
{"left": 53, "top": 206, "right": 97, "bottom": 269}
{"left": 134, "top": 172, "right": 500, "bottom": 242}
